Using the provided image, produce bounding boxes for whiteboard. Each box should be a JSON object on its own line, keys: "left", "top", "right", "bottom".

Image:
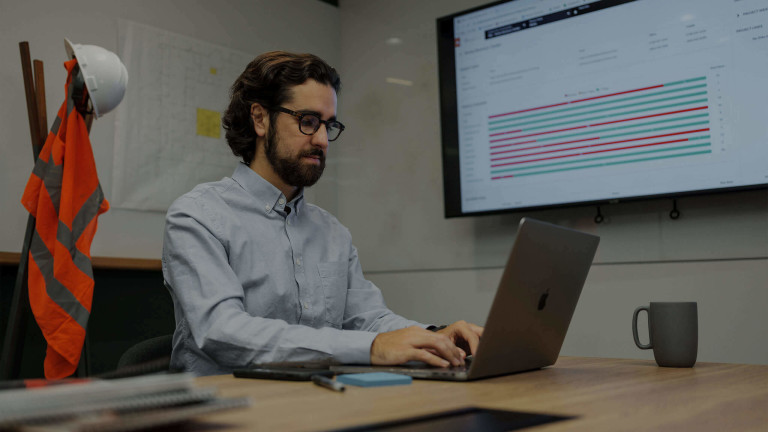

{"left": 112, "top": 20, "right": 255, "bottom": 211}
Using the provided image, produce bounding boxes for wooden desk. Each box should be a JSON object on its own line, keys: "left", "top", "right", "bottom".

{"left": 195, "top": 357, "right": 768, "bottom": 431}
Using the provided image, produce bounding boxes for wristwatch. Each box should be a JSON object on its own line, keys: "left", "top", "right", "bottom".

{"left": 427, "top": 325, "right": 447, "bottom": 332}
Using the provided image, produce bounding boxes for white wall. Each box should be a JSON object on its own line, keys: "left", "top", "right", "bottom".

{"left": 0, "top": 0, "right": 341, "bottom": 259}
{"left": 336, "top": 0, "right": 768, "bottom": 364}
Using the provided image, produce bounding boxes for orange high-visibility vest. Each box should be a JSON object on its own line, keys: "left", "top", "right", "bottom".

{"left": 21, "top": 58, "right": 109, "bottom": 379}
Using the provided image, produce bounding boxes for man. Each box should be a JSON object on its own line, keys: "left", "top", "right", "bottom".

{"left": 163, "top": 51, "right": 483, "bottom": 376}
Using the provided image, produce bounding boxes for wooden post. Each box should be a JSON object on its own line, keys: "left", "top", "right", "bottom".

{"left": 0, "top": 42, "right": 48, "bottom": 380}
{"left": 19, "top": 42, "right": 43, "bottom": 158}
{"left": 33, "top": 60, "right": 48, "bottom": 144}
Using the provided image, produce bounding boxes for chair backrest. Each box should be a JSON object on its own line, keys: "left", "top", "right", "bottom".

{"left": 116, "top": 334, "right": 173, "bottom": 372}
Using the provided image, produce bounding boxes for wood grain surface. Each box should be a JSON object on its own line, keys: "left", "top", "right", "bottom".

{"left": 193, "top": 357, "right": 768, "bottom": 431}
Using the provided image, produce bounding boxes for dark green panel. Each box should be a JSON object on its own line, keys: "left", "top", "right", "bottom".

{"left": 0, "top": 265, "right": 174, "bottom": 378}
{"left": 87, "top": 268, "right": 175, "bottom": 376}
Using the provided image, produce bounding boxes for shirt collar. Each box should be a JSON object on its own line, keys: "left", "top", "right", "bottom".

{"left": 231, "top": 163, "right": 304, "bottom": 215}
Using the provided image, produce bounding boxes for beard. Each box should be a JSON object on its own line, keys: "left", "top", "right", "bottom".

{"left": 264, "top": 126, "right": 326, "bottom": 188}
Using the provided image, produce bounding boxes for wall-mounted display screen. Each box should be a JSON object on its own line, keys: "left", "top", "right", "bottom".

{"left": 437, "top": 0, "right": 768, "bottom": 217}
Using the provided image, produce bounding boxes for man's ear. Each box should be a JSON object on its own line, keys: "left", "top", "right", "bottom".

{"left": 251, "top": 103, "right": 269, "bottom": 137}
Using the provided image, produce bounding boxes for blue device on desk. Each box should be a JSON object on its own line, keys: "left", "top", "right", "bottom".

{"left": 336, "top": 373, "right": 412, "bottom": 387}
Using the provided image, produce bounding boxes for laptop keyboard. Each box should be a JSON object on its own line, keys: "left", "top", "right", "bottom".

{"left": 329, "top": 355, "right": 474, "bottom": 379}
{"left": 399, "top": 355, "right": 473, "bottom": 372}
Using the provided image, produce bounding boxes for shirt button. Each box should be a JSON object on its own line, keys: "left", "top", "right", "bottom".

{"left": 295, "top": 258, "right": 302, "bottom": 266}
{"left": 303, "top": 302, "right": 309, "bottom": 310}
{"left": 278, "top": 198, "right": 285, "bottom": 205}
{"left": 265, "top": 204, "right": 271, "bottom": 211}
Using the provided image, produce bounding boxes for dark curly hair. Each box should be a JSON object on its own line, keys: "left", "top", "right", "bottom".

{"left": 222, "top": 51, "right": 341, "bottom": 165}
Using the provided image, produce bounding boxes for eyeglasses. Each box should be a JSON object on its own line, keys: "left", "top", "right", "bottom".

{"left": 272, "top": 106, "right": 345, "bottom": 141}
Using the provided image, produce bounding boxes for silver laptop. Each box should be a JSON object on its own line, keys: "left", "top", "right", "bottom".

{"left": 330, "top": 217, "right": 600, "bottom": 381}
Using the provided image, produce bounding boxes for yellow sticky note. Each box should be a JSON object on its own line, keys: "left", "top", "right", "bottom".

{"left": 196, "top": 108, "right": 221, "bottom": 139}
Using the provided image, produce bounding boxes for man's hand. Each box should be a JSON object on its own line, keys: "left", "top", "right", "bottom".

{"left": 434, "top": 320, "right": 484, "bottom": 357}
{"left": 370, "top": 326, "right": 464, "bottom": 368}
{"left": 370, "top": 321, "right": 484, "bottom": 368}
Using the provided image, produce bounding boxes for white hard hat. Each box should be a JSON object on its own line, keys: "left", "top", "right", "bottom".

{"left": 64, "top": 38, "right": 128, "bottom": 118}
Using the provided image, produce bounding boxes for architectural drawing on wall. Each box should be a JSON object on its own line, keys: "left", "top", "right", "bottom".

{"left": 112, "top": 20, "right": 254, "bottom": 211}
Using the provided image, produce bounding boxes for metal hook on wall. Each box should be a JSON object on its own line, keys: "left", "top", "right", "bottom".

{"left": 670, "top": 199, "right": 681, "bottom": 220}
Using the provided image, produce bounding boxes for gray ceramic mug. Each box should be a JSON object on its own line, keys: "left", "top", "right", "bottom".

{"left": 633, "top": 302, "right": 698, "bottom": 367}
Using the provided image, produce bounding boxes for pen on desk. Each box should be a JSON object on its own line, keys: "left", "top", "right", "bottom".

{"left": 312, "top": 374, "right": 345, "bottom": 392}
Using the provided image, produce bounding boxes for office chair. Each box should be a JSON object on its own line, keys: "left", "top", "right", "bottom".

{"left": 104, "top": 334, "right": 174, "bottom": 378}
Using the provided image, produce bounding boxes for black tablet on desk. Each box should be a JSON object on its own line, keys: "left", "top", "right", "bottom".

{"left": 233, "top": 366, "right": 334, "bottom": 381}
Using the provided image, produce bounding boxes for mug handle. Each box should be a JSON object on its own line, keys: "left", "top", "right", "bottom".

{"left": 632, "top": 306, "right": 652, "bottom": 349}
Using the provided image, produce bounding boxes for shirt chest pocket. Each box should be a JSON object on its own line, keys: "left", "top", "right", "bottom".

{"left": 317, "top": 261, "right": 348, "bottom": 328}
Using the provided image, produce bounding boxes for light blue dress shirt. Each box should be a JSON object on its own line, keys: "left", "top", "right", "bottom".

{"left": 162, "top": 163, "right": 423, "bottom": 376}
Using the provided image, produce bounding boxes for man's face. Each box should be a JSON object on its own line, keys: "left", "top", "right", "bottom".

{"left": 264, "top": 80, "right": 337, "bottom": 189}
